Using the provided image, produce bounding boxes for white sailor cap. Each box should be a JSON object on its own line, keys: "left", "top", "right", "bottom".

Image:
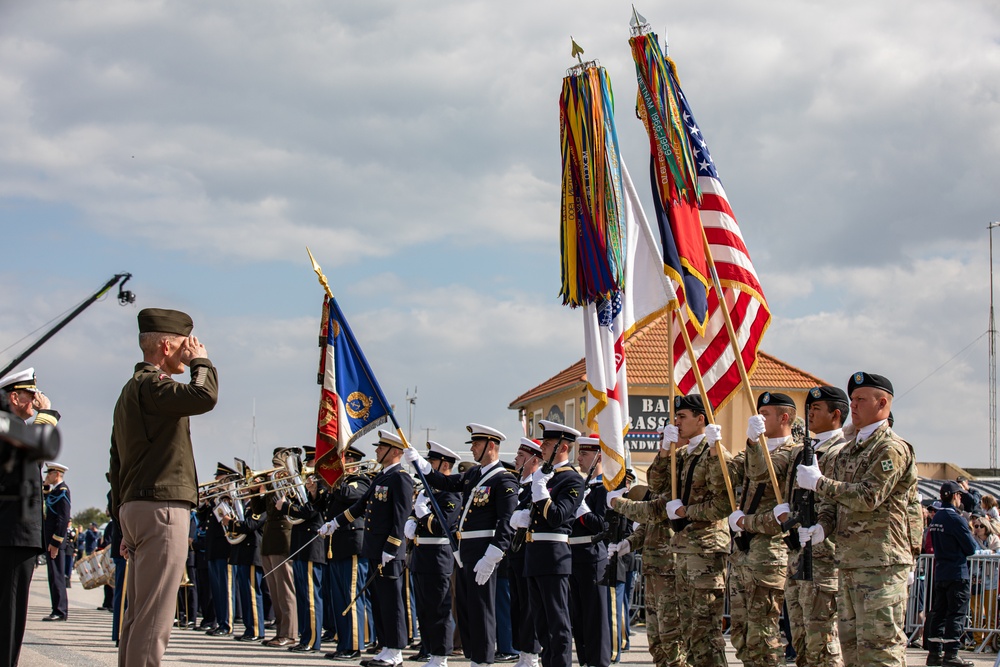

{"left": 426, "top": 441, "right": 461, "bottom": 463}
{"left": 0, "top": 368, "right": 38, "bottom": 393}
{"left": 465, "top": 423, "right": 505, "bottom": 444}
{"left": 518, "top": 437, "right": 543, "bottom": 455}
{"left": 538, "top": 420, "right": 581, "bottom": 442}
{"left": 376, "top": 429, "right": 405, "bottom": 450}
{"left": 577, "top": 436, "right": 601, "bottom": 451}
{"left": 45, "top": 462, "right": 68, "bottom": 474}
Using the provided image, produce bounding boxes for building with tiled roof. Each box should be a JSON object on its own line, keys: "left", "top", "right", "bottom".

{"left": 508, "top": 313, "right": 828, "bottom": 467}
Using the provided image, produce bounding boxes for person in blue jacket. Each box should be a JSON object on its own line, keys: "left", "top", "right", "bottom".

{"left": 926, "top": 480, "right": 977, "bottom": 667}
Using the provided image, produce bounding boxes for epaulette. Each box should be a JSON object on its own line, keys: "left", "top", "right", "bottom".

{"left": 554, "top": 466, "right": 577, "bottom": 473}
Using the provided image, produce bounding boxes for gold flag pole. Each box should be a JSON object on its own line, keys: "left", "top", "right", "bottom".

{"left": 667, "top": 312, "right": 678, "bottom": 499}
{"left": 699, "top": 233, "right": 783, "bottom": 505}
{"left": 673, "top": 309, "right": 737, "bottom": 511}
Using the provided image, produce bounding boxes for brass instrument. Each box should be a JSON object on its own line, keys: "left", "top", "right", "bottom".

{"left": 211, "top": 479, "right": 248, "bottom": 545}
{"left": 343, "top": 459, "right": 380, "bottom": 476}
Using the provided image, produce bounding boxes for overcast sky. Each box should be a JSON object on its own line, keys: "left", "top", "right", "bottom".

{"left": 1, "top": 0, "right": 998, "bottom": 512}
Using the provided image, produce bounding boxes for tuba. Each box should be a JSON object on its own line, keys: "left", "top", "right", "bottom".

{"left": 212, "top": 480, "right": 248, "bottom": 545}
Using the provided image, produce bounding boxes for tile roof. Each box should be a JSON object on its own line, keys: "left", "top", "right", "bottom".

{"left": 509, "top": 314, "right": 828, "bottom": 408}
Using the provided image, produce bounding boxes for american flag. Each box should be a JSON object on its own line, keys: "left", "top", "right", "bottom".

{"left": 668, "top": 82, "right": 771, "bottom": 411}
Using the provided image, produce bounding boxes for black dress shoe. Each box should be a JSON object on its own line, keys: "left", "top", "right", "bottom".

{"left": 327, "top": 650, "right": 362, "bottom": 660}
{"left": 236, "top": 634, "right": 263, "bottom": 642}
{"left": 289, "top": 644, "right": 317, "bottom": 652}
{"left": 366, "top": 644, "right": 382, "bottom": 654}
{"left": 322, "top": 630, "right": 337, "bottom": 642}
{"left": 208, "top": 627, "right": 231, "bottom": 636}
{"left": 42, "top": 614, "right": 66, "bottom": 622}
{"left": 495, "top": 653, "right": 519, "bottom": 663}
{"left": 365, "top": 661, "right": 398, "bottom": 667}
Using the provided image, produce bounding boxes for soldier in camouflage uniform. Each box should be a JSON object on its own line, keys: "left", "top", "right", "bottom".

{"left": 615, "top": 394, "right": 732, "bottom": 667}
{"left": 728, "top": 391, "right": 798, "bottom": 667}
{"left": 608, "top": 429, "right": 687, "bottom": 667}
{"left": 773, "top": 386, "right": 850, "bottom": 667}
{"left": 797, "top": 372, "right": 921, "bottom": 667}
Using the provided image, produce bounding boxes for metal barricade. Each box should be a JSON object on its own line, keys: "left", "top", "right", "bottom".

{"left": 906, "top": 552, "right": 1000, "bottom": 654}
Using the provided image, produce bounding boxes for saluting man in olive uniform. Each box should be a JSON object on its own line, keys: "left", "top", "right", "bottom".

{"left": 110, "top": 308, "right": 218, "bottom": 667}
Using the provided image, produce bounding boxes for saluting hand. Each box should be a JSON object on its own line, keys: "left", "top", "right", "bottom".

{"left": 32, "top": 391, "right": 51, "bottom": 411}
{"left": 179, "top": 335, "right": 208, "bottom": 363}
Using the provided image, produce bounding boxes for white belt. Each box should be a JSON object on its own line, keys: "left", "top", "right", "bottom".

{"left": 415, "top": 536, "right": 449, "bottom": 546}
{"left": 568, "top": 535, "right": 599, "bottom": 545}
{"left": 456, "top": 530, "right": 495, "bottom": 540}
{"left": 527, "top": 532, "right": 568, "bottom": 543}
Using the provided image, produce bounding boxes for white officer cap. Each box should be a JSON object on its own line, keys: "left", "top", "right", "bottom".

{"left": 538, "top": 420, "right": 581, "bottom": 442}
{"left": 45, "top": 462, "right": 68, "bottom": 474}
{"left": 577, "top": 436, "right": 601, "bottom": 451}
{"left": 518, "top": 437, "right": 543, "bottom": 455}
{"left": 376, "top": 430, "right": 405, "bottom": 450}
{"left": 426, "top": 441, "right": 461, "bottom": 463}
{"left": 465, "top": 423, "right": 506, "bottom": 444}
{"left": 0, "top": 368, "right": 38, "bottom": 393}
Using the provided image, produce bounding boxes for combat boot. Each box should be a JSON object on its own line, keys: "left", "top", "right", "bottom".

{"left": 941, "top": 654, "right": 973, "bottom": 667}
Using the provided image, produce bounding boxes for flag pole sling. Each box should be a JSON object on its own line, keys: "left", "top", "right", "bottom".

{"left": 306, "top": 249, "right": 459, "bottom": 553}
{"left": 699, "top": 233, "right": 783, "bottom": 504}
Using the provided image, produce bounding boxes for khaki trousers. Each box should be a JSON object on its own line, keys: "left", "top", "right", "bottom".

{"left": 118, "top": 500, "right": 191, "bottom": 667}
{"left": 262, "top": 554, "right": 298, "bottom": 640}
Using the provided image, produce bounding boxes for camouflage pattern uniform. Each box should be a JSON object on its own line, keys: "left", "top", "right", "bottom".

{"left": 815, "top": 421, "right": 920, "bottom": 667}
{"left": 617, "top": 453, "right": 687, "bottom": 667}
{"left": 728, "top": 437, "right": 796, "bottom": 667}
{"left": 783, "top": 432, "right": 848, "bottom": 667}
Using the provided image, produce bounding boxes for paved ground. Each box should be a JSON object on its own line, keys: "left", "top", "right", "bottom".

{"left": 15, "top": 566, "right": 1000, "bottom": 666}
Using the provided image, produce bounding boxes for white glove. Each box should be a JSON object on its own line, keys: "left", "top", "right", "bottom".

{"left": 772, "top": 503, "right": 791, "bottom": 522}
{"left": 728, "top": 510, "right": 745, "bottom": 534}
{"left": 665, "top": 499, "right": 684, "bottom": 520}
{"left": 796, "top": 460, "right": 823, "bottom": 491}
{"left": 404, "top": 519, "right": 417, "bottom": 540}
{"left": 414, "top": 491, "right": 430, "bottom": 518}
{"left": 318, "top": 518, "right": 340, "bottom": 536}
{"left": 531, "top": 469, "right": 554, "bottom": 502}
{"left": 659, "top": 424, "right": 679, "bottom": 448}
{"left": 704, "top": 424, "right": 722, "bottom": 445}
{"left": 746, "top": 415, "right": 766, "bottom": 441}
{"left": 614, "top": 540, "right": 631, "bottom": 557}
{"left": 403, "top": 447, "right": 431, "bottom": 475}
{"left": 473, "top": 544, "right": 504, "bottom": 586}
{"left": 381, "top": 551, "right": 394, "bottom": 566}
{"left": 606, "top": 487, "right": 627, "bottom": 508}
{"left": 508, "top": 509, "right": 531, "bottom": 530}
{"left": 574, "top": 500, "right": 591, "bottom": 519}
{"left": 907, "top": 570, "right": 915, "bottom": 587}
{"left": 798, "top": 524, "right": 825, "bottom": 547}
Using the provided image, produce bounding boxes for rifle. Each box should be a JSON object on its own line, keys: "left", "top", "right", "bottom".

{"left": 599, "top": 477, "right": 630, "bottom": 587}
{"left": 505, "top": 459, "right": 532, "bottom": 554}
{"left": 509, "top": 445, "right": 559, "bottom": 553}
{"left": 780, "top": 410, "right": 814, "bottom": 580}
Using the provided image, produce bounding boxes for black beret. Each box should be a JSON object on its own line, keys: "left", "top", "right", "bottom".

{"left": 806, "top": 386, "right": 849, "bottom": 407}
{"left": 138, "top": 308, "right": 193, "bottom": 336}
{"left": 847, "top": 371, "right": 893, "bottom": 396}
{"left": 757, "top": 391, "right": 795, "bottom": 410}
{"left": 674, "top": 394, "right": 706, "bottom": 416}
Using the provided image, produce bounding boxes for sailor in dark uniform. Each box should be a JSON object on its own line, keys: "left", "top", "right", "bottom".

{"left": 405, "top": 441, "right": 461, "bottom": 667}
{"left": 277, "top": 446, "right": 327, "bottom": 653}
{"left": 42, "top": 462, "right": 71, "bottom": 621}
{"left": 223, "top": 495, "right": 267, "bottom": 641}
{"left": 205, "top": 463, "right": 237, "bottom": 636}
{"left": 323, "top": 445, "right": 372, "bottom": 661}
{"left": 405, "top": 423, "right": 519, "bottom": 667}
{"left": 0, "top": 368, "right": 60, "bottom": 664}
{"left": 569, "top": 437, "right": 610, "bottom": 667}
{"left": 321, "top": 430, "right": 414, "bottom": 667}
{"left": 508, "top": 420, "right": 583, "bottom": 667}
{"left": 507, "top": 438, "right": 543, "bottom": 667}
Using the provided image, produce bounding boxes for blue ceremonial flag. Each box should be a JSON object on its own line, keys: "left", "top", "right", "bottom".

{"left": 315, "top": 296, "right": 389, "bottom": 480}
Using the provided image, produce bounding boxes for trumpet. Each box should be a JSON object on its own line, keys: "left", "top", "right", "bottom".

{"left": 343, "top": 459, "right": 381, "bottom": 476}
{"left": 198, "top": 473, "right": 249, "bottom": 504}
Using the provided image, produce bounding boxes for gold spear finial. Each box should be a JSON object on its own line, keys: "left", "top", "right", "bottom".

{"left": 570, "top": 37, "right": 585, "bottom": 65}
{"left": 306, "top": 247, "right": 334, "bottom": 298}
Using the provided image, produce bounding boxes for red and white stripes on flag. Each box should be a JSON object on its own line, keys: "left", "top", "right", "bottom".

{"left": 670, "top": 173, "right": 771, "bottom": 412}
{"left": 586, "top": 163, "right": 672, "bottom": 489}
